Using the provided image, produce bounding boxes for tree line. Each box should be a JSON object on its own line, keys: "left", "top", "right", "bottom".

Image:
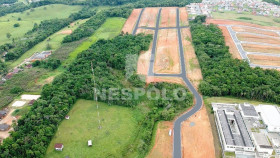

{"left": 190, "top": 18, "right": 280, "bottom": 104}
{"left": 0, "top": 0, "right": 16, "bottom": 5}
{"left": 0, "top": 34, "right": 193, "bottom": 157}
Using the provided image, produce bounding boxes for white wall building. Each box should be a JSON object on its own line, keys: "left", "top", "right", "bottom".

{"left": 251, "top": 132, "right": 273, "bottom": 157}
{"left": 256, "top": 105, "right": 280, "bottom": 132}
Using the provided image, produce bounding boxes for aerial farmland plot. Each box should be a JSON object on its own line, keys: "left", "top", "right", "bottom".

{"left": 207, "top": 19, "right": 280, "bottom": 69}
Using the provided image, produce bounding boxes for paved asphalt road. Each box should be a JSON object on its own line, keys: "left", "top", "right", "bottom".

{"left": 132, "top": 7, "right": 203, "bottom": 158}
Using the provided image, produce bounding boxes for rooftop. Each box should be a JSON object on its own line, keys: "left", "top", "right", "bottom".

{"left": 258, "top": 105, "right": 280, "bottom": 127}
{"left": 240, "top": 103, "right": 258, "bottom": 117}
{"left": 252, "top": 132, "right": 272, "bottom": 149}
{"left": 54, "top": 143, "right": 63, "bottom": 149}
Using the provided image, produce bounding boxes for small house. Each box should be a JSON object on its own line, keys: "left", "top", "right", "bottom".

{"left": 54, "top": 143, "right": 64, "bottom": 151}
{"left": 28, "top": 100, "right": 35, "bottom": 105}
{"left": 88, "top": 140, "right": 92, "bottom": 147}
{"left": 65, "top": 115, "right": 70, "bottom": 120}
{"left": 0, "top": 124, "right": 10, "bottom": 131}
{"left": 0, "top": 110, "right": 7, "bottom": 120}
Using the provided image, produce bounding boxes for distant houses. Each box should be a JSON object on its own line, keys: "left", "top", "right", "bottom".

{"left": 29, "top": 51, "right": 52, "bottom": 62}
{"left": 54, "top": 143, "right": 64, "bottom": 151}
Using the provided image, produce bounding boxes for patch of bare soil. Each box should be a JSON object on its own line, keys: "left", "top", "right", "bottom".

{"left": 122, "top": 9, "right": 142, "bottom": 34}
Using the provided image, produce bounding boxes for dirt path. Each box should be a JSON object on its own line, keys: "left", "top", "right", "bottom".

{"left": 181, "top": 106, "right": 215, "bottom": 158}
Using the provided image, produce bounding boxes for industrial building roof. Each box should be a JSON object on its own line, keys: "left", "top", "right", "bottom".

{"left": 258, "top": 105, "right": 280, "bottom": 127}
{"left": 252, "top": 132, "right": 273, "bottom": 149}
{"left": 240, "top": 103, "right": 258, "bottom": 117}
{"left": 217, "top": 109, "right": 254, "bottom": 147}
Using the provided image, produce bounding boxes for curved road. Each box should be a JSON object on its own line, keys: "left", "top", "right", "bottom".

{"left": 132, "top": 7, "right": 203, "bottom": 158}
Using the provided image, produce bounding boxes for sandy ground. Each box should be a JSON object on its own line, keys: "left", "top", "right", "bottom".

{"left": 181, "top": 28, "right": 203, "bottom": 88}
{"left": 160, "top": 7, "right": 177, "bottom": 27}
{"left": 219, "top": 26, "right": 242, "bottom": 59}
{"left": 146, "top": 76, "right": 184, "bottom": 85}
{"left": 179, "top": 7, "right": 188, "bottom": 26}
{"left": 154, "top": 29, "right": 180, "bottom": 74}
{"left": 248, "top": 54, "right": 280, "bottom": 67}
{"left": 181, "top": 106, "right": 216, "bottom": 158}
{"left": 232, "top": 26, "right": 279, "bottom": 37}
{"left": 122, "top": 9, "right": 142, "bottom": 34}
{"left": 58, "top": 29, "right": 72, "bottom": 35}
{"left": 0, "top": 109, "right": 16, "bottom": 140}
{"left": 237, "top": 33, "right": 280, "bottom": 45}
{"left": 137, "top": 42, "right": 153, "bottom": 75}
{"left": 136, "top": 28, "right": 154, "bottom": 35}
{"left": 207, "top": 19, "right": 280, "bottom": 30}
{"left": 139, "top": 8, "right": 159, "bottom": 27}
{"left": 242, "top": 43, "right": 280, "bottom": 54}
{"left": 147, "top": 121, "right": 173, "bottom": 158}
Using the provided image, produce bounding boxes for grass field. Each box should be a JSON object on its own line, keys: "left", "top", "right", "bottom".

{"left": 63, "top": 17, "right": 126, "bottom": 66}
{"left": 6, "top": 18, "right": 88, "bottom": 69}
{"left": 212, "top": 11, "right": 280, "bottom": 27}
{"left": 0, "top": 4, "right": 82, "bottom": 45}
{"left": 45, "top": 99, "right": 142, "bottom": 158}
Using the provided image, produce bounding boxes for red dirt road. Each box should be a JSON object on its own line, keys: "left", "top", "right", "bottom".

{"left": 154, "top": 29, "right": 180, "bottom": 74}
{"left": 139, "top": 8, "right": 159, "bottom": 27}
{"left": 160, "top": 7, "right": 177, "bottom": 27}
{"left": 122, "top": 9, "right": 142, "bottom": 34}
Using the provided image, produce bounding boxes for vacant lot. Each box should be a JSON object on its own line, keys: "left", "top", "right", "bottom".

{"left": 139, "top": 8, "right": 159, "bottom": 27}
{"left": 242, "top": 43, "right": 280, "bottom": 54}
{"left": 248, "top": 54, "right": 280, "bottom": 67}
{"left": 181, "top": 28, "right": 203, "bottom": 88}
{"left": 179, "top": 7, "right": 188, "bottom": 26}
{"left": 0, "top": 4, "right": 82, "bottom": 45}
{"left": 211, "top": 11, "right": 280, "bottom": 28}
{"left": 122, "top": 9, "right": 142, "bottom": 34}
{"left": 45, "top": 99, "right": 142, "bottom": 158}
{"left": 147, "top": 121, "right": 173, "bottom": 158}
{"left": 160, "top": 7, "right": 177, "bottom": 27}
{"left": 232, "top": 26, "right": 279, "bottom": 37}
{"left": 237, "top": 33, "right": 280, "bottom": 45}
{"left": 154, "top": 29, "right": 180, "bottom": 74}
{"left": 137, "top": 42, "right": 153, "bottom": 75}
{"left": 136, "top": 28, "right": 154, "bottom": 35}
{"left": 181, "top": 106, "right": 215, "bottom": 158}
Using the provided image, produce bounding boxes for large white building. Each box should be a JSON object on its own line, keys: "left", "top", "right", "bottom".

{"left": 251, "top": 132, "right": 273, "bottom": 157}
{"left": 256, "top": 105, "right": 280, "bottom": 132}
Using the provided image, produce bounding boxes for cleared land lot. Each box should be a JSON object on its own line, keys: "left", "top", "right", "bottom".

{"left": 248, "top": 54, "right": 280, "bottom": 67}
{"left": 136, "top": 28, "right": 154, "bottom": 35}
{"left": 179, "top": 7, "right": 188, "bottom": 26}
{"left": 122, "top": 9, "right": 142, "bottom": 34}
{"left": 137, "top": 42, "right": 153, "bottom": 75}
{"left": 154, "top": 29, "right": 180, "bottom": 74}
{"left": 232, "top": 26, "right": 279, "bottom": 37}
{"left": 160, "top": 7, "right": 177, "bottom": 27}
{"left": 138, "top": 8, "right": 159, "bottom": 27}
{"left": 237, "top": 33, "right": 280, "bottom": 45}
{"left": 242, "top": 43, "right": 280, "bottom": 54}
{"left": 0, "top": 4, "right": 82, "bottom": 45}
{"left": 181, "top": 106, "right": 215, "bottom": 158}
{"left": 181, "top": 28, "right": 203, "bottom": 88}
{"left": 219, "top": 26, "right": 242, "bottom": 59}
{"left": 147, "top": 121, "right": 173, "bottom": 158}
{"left": 45, "top": 100, "right": 141, "bottom": 158}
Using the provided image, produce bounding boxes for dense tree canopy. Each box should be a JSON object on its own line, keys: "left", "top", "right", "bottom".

{"left": 190, "top": 21, "right": 280, "bottom": 104}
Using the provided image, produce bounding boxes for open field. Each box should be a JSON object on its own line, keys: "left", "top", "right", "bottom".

{"left": 122, "top": 9, "right": 142, "bottom": 34}
{"left": 154, "top": 29, "right": 180, "bottom": 74}
{"left": 136, "top": 28, "right": 154, "bottom": 35}
{"left": 147, "top": 121, "right": 173, "bottom": 158}
{"left": 237, "top": 33, "right": 280, "bottom": 45}
{"left": 45, "top": 99, "right": 142, "bottom": 158}
{"left": 219, "top": 26, "right": 242, "bottom": 59}
{"left": 139, "top": 8, "right": 159, "bottom": 27}
{"left": 0, "top": 4, "right": 82, "bottom": 45}
{"left": 242, "top": 43, "right": 280, "bottom": 54}
{"left": 179, "top": 7, "right": 188, "bottom": 26}
{"left": 248, "top": 54, "right": 280, "bottom": 67}
{"left": 211, "top": 11, "right": 280, "bottom": 28}
{"left": 181, "top": 28, "right": 203, "bottom": 88}
{"left": 160, "top": 7, "right": 177, "bottom": 27}
{"left": 232, "top": 26, "right": 279, "bottom": 37}
{"left": 6, "top": 19, "right": 88, "bottom": 69}
{"left": 137, "top": 42, "right": 153, "bottom": 75}
{"left": 181, "top": 106, "right": 215, "bottom": 158}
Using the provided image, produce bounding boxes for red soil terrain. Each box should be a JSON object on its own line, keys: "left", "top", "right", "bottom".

{"left": 179, "top": 7, "right": 189, "bottom": 26}
{"left": 160, "top": 7, "right": 177, "bottom": 27}
{"left": 242, "top": 43, "right": 280, "bottom": 54}
{"left": 139, "top": 8, "right": 159, "bottom": 27}
{"left": 248, "top": 54, "right": 280, "bottom": 67}
{"left": 122, "top": 9, "right": 142, "bottom": 34}
{"left": 154, "top": 29, "right": 180, "bottom": 74}
{"left": 232, "top": 26, "right": 279, "bottom": 37}
{"left": 237, "top": 33, "right": 280, "bottom": 45}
